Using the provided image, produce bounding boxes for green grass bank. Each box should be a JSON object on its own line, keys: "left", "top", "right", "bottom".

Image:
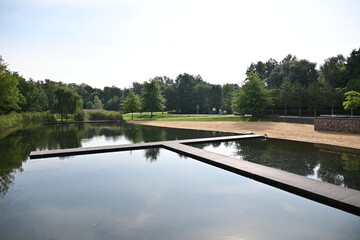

{"left": 0, "top": 110, "right": 122, "bottom": 129}
{"left": 122, "top": 112, "right": 272, "bottom": 122}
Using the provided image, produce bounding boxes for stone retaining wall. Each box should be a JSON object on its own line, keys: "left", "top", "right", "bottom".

{"left": 314, "top": 117, "right": 360, "bottom": 134}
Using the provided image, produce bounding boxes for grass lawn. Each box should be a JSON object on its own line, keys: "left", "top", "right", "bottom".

{"left": 123, "top": 112, "right": 272, "bottom": 122}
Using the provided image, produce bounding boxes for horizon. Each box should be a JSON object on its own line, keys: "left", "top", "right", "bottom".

{"left": 1, "top": 0, "right": 359, "bottom": 89}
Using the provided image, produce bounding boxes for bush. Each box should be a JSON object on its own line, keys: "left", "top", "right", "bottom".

{"left": 86, "top": 110, "right": 122, "bottom": 121}
{"left": 74, "top": 111, "right": 85, "bottom": 121}
{"left": 0, "top": 111, "right": 56, "bottom": 129}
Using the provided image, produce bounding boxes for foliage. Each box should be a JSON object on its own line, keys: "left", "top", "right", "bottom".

{"left": 247, "top": 58, "right": 278, "bottom": 88}
{"left": 93, "top": 95, "right": 104, "bottom": 109}
{"left": 279, "top": 78, "right": 294, "bottom": 115}
{"left": 85, "top": 110, "right": 122, "bottom": 121}
{"left": 52, "top": 86, "right": 83, "bottom": 121}
{"left": 121, "top": 90, "right": 141, "bottom": 119}
{"left": 346, "top": 48, "right": 360, "bottom": 81}
{"left": 232, "top": 72, "right": 272, "bottom": 114}
{"left": 318, "top": 54, "right": 347, "bottom": 88}
{"left": 343, "top": 91, "right": 360, "bottom": 116}
{"left": 306, "top": 81, "right": 322, "bottom": 117}
{"left": 0, "top": 56, "right": 25, "bottom": 113}
{"left": 122, "top": 112, "right": 271, "bottom": 122}
{"left": 1, "top": 48, "right": 360, "bottom": 118}
{"left": 104, "top": 96, "right": 121, "bottom": 111}
{"left": 73, "top": 111, "right": 85, "bottom": 121}
{"left": 18, "top": 78, "right": 49, "bottom": 111}
{"left": 141, "top": 79, "right": 166, "bottom": 117}
{"left": 0, "top": 112, "right": 56, "bottom": 129}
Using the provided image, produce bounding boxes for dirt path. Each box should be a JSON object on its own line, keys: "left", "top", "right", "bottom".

{"left": 129, "top": 121, "right": 360, "bottom": 149}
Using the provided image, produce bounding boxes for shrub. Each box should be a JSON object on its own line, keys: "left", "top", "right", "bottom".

{"left": 74, "top": 111, "right": 85, "bottom": 121}
{"left": 0, "top": 111, "right": 57, "bottom": 129}
{"left": 86, "top": 110, "right": 122, "bottom": 121}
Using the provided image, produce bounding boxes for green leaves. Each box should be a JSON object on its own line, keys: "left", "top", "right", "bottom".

{"left": 232, "top": 72, "right": 271, "bottom": 114}
{"left": 52, "top": 86, "right": 83, "bottom": 121}
{"left": 141, "top": 79, "right": 166, "bottom": 117}
{"left": 0, "top": 56, "right": 25, "bottom": 114}
{"left": 343, "top": 91, "right": 360, "bottom": 116}
{"left": 121, "top": 91, "right": 141, "bottom": 119}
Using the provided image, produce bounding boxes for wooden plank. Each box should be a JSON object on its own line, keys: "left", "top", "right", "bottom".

{"left": 29, "top": 134, "right": 263, "bottom": 159}
{"left": 29, "top": 134, "right": 360, "bottom": 216}
{"left": 163, "top": 142, "right": 360, "bottom": 216}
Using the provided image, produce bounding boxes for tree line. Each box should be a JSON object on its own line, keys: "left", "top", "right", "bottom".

{"left": 0, "top": 47, "right": 359, "bottom": 117}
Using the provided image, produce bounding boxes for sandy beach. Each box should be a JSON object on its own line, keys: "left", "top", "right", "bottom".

{"left": 130, "top": 121, "right": 360, "bottom": 149}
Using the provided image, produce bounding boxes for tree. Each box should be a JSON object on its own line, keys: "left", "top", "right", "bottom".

{"left": 343, "top": 91, "right": 360, "bottom": 116}
{"left": 52, "top": 86, "right": 83, "bottom": 121}
{"left": 322, "top": 83, "right": 344, "bottom": 115}
{"left": 292, "top": 82, "right": 306, "bottom": 116}
{"left": 222, "top": 83, "right": 239, "bottom": 114}
{"left": 193, "top": 83, "right": 211, "bottom": 114}
{"left": 18, "top": 78, "right": 49, "bottom": 112}
{"left": 141, "top": 79, "right": 166, "bottom": 118}
{"left": 175, "top": 73, "right": 198, "bottom": 113}
{"left": 279, "top": 78, "right": 294, "bottom": 115}
{"left": 209, "top": 85, "right": 222, "bottom": 113}
{"left": 306, "top": 82, "right": 322, "bottom": 117}
{"left": 346, "top": 48, "right": 360, "bottom": 81}
{"left": 232, "top": 72, "right": 271, "bottom": 115}
{"left": 104, "top": 96, "right": 121, "bottom": 111}
{"left": 121, "top": 91, "right": 141, "bottom": 119}
{"left": 0, "top": 56, "right": 25, "bottom": 114}
{"left": 247, "top": 58, "right": 279, "bottom": 88}
{"left": 93, "top": 95, "right": 103, "bottom": 109}
{"left": 318, "top": 54, "right": 347, "bottom": 88}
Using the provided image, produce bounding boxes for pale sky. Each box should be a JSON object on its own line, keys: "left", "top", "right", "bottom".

{"left": 1, "top": 0, "right": 359, "bottom": 89}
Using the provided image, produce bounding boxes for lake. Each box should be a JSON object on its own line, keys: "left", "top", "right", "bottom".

{"left": 191, "top": 138, "right": 360, "bottom": 191}
{"left": 0, "top": 122, "right": 359, "bottom": 239}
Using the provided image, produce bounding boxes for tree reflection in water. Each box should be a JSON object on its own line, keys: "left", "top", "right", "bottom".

{"left": 193, "top": 138, "right": 360, "bottom": 191}
{"left": 0, "top": 122, "right": 233, "bottom": 196}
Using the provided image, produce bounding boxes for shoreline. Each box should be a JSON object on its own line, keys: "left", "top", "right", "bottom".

{"left": 128, "top": 121, "right": 360, "bottom": 149}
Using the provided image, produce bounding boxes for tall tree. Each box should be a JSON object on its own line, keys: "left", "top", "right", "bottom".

{"left": 104, "top": 96, "right": 121, "bottom": 111}
{"left": 343, "top": 91, "right": 360, "bottom": 116}
{"left": 346, "top": 48, "right": 360, "bottom": 81}
{"left": 279, "top": 78, "right": 294, "bottom": 115}
{"left": 306, "top": 82, "right": 322, "bottom": 117}
{"left": 93, "top": 95, "right": 103, "bottom": 109}
{"left": 232, "top": 72, "right": 271, "bottom": 115}
{"left": 318, "top": 54, "right": 347, "bottom": 88}
{"left": 18, "top": 78, "right": 49, "bottom": 112}
{"left": 322, "top": 83, "right": 344, "bottom": 115}
{"left": 121, "top": 90, "right": 141, "bottom": 119}
{"left": 247, "top": 58, "right": 279, "bottom": 88}
{"left": 209, "top": 85, "right": 222, "bottom": 113}
{"left": 292, "top": 82, "right": 306, "bottom": 116}
{"left": 0, "top": 56, "right": 25, "bottom": 114}
{"left": 52, "top": 86, "right": 83, "bottom": 121}
{"left": 222, "top": 83, "right": 239, "bottom": 114}
{"left": 175, "top": 73, "right": 197, "bottom": 113}
{"left": 193, "top": 83, "right": 211, "bottom": 114}
{"left": 141, "top": 79, "right": 166, "bottom": 118}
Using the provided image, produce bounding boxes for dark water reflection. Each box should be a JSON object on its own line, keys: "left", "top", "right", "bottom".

{"left": 0, "top": 149, "right": 359, "bottom": 240}
{"left": 191, "top": 138, "right": 360, "bottom": 190}
{"left": 0, "top": 122, "right": 232, "bottom": 196}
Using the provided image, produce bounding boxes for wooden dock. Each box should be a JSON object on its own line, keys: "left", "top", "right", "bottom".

{"left": 30, "top": 134, "right": 360, "bottom": 216}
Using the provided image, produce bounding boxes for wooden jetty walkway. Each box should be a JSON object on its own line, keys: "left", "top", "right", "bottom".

{"left": 30, "top": 134, "right": 360, "bottom": 216}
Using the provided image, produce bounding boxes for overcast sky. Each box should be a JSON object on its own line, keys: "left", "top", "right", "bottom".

{"left": 1, "top": 0, "right": 359, "bottom": 89}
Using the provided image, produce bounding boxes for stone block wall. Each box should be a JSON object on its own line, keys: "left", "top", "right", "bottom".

{"left": 314, "top": 117, "right": 360, "bottom": 134}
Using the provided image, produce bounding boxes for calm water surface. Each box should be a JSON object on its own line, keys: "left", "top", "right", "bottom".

{"left": 0, "top": 122, "right": 232, "bottom": 196}
{"left": 0, "top": 123, "right": 359, "bottom": 239}
{"left": 1, "top": 149, "right": 359, "bottom": 240}
{"left": 191, "top": 138, "right": 360, "bottom": 190}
